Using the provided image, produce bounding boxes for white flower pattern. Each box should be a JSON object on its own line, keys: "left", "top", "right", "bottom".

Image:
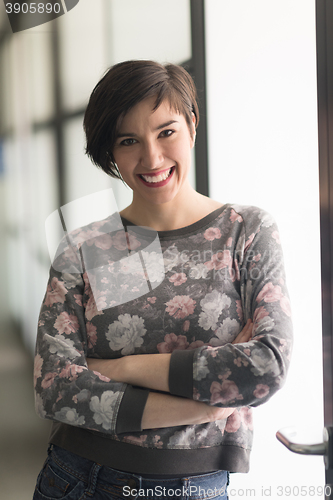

{"left": 106, "top": 314, "right": 147, "bottom": 355}
{"left": 54, "top": 407, "right": 85, "bottom": 426}
{"left": 89, "top": 391, "right": 121, "bottom": 430}
{"left": 198, "top": 291, "right": 231, "bottom": 331}
{"left": 44, "top": 333, "right": 80, "bottom": 359}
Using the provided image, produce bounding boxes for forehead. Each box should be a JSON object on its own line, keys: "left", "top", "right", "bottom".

{"left": 118, "top": 97, "right": 184, "bottom": 130}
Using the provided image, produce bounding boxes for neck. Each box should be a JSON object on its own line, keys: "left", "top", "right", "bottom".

{"left": 120, "top": 186, "right": 222, "bottom": 231}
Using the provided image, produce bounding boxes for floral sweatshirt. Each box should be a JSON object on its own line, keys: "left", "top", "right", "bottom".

{"left": 34, "top": 204, "right": 293, "bottom": 475}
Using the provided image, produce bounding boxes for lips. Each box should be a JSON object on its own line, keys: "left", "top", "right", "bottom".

{"left": 138, "top": 166, "right": 175, "bottom": 187}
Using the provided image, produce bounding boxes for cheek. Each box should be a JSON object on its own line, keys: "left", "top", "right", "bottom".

{"left": 113, "top": 151, "right": 136, "bottom": 174}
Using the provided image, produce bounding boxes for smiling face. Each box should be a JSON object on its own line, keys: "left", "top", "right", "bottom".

{"left": 112, "top": 97, "right": 196, "bottom": 209}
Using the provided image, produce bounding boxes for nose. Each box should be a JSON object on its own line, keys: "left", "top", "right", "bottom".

{"left": 140, "top": 141, "right": 164, "bottom": 171}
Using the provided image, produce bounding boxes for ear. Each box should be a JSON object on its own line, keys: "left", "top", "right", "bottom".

{"left": 191, "top": 111, "right": 197, "bottom": 130}
{"left": 190, "top": 112, "right": 197, "bottom": 148}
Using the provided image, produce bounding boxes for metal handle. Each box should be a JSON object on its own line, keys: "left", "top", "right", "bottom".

{"left": 276, "top": 426, "right": 328, "bottom": 456}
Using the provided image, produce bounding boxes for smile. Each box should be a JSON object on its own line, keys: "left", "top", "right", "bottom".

{"left": 138, "top": 167, "right": 175, "bottom": 187}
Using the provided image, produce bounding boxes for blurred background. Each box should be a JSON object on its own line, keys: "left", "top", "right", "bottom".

{"left": 0, "top": 0, "right": 324, "bottom": 499}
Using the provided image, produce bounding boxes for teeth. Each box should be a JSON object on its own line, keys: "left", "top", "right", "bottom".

{"left": 141, "top": 168, "right": 172, "bottom": 183}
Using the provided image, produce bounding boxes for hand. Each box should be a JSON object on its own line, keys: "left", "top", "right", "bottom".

{"left": 86, "top": 357, "right": 121, "bottom": 380}
{"left": 232, "top": 319, "right": 253, "bottom": 344}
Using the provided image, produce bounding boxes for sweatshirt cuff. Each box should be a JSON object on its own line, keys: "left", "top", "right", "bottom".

{"left": 168, "top": 349, "right": 195, "bottom": 399}
{"left": 115, "top": 385, "right": 150, "bottom": 434}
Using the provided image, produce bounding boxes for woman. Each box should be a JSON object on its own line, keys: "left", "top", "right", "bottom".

{"left": 33, "top": 60, "right": 292, "bottom": 500}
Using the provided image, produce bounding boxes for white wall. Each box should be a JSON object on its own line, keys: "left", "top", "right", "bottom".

{"left": 205, "top": 0, "right": 324, "bottom": 495}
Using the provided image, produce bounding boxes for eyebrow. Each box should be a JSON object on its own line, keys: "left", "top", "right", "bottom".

{"left": 116, "top": 120, "right": 179, "bottom": 138}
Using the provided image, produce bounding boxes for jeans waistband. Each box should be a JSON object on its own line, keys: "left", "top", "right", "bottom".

{"left": 49, "top": 444, "right": 229, "bottom": 497}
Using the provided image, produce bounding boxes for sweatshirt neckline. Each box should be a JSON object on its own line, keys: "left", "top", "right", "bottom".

{"left": 120, "top": 204, "right": 229, "bottom": 239}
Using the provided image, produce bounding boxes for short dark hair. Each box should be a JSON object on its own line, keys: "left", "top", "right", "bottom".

{"left": 83, "top": 60, "right": 200, "bottom": 179}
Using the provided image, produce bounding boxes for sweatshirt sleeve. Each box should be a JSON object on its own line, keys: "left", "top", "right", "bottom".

{"left": 168, "top": 208, "right": 293, "bottom": 408}
{"left": 34, "top": 241, "right": 149, "bottom": 435}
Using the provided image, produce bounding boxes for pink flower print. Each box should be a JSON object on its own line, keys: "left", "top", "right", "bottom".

{"left": 253, "top": 384, "right": 270, "bottom": 399}
{"left": 225, "top": 410, "right": 241, "bottom": 433}
{"left": 210, "top": 379, "right": 243, "bottom": 405}
{"left": 240, "top": 407, "right": 253, "bottom": 430}
{"left": 204, "top": 250, "right": 232, "bottom": 271}
{"left": 165, "top": 295, "right": 196, "bottom": 319}
{"left": 34, "top": 354, "right": 43, "bottom": 387}
{"left": 91, "top": 219, "right": 107, "bottom": 231}
{"left": 78, "top": 229, "right": 102, "bottom": 246}
{"left": 147, "top": 297, "right": 157, "bottom": 304}
{"left": 86, "top": 322, "right": 97, "bottom": 349}
{"left": 59, "top": 363, "right": 87, "bottom": 381}
{"left": 44, "top": 277, "right": 67, "bottom": 306}
{"left": 234, "top": 357, "right": 242, "bottom": 367}
{"left": 244, "top": 233, "right": 255, "bottom": 253}
{"left": 93, "top": 234, "right": 113, "bottom": 250}
{"left": 256, "top": 282, "right": 284, "bottom": 304}
{"left": 169, "top": 273, "right": 187, "bottom": 286}
{"left": 204, "top": 227, "right": 222, "bottom": 241}
{"left": 112, "top": 231, "right": 128, "bottom": 251}
{"left": 112, "top": 231, "right": 141, "bottom": 251}
{"left": 280, "top": 295, "right": 292, "bottom": 317}
{"left": 226, "top": 237, "right": 233, "bottom": 247}
{"left": 243, "top": 348, "right": 251, "bottom": 356}
{"left": 85, "top": 295, "right": 104, "bottom": 321}
{"left": 41, "top": 372, "right": 57, "bottom": 389}
{"left": 123, "top": 435, "right": 147, "bottom": 446}
{"left": 187, "top": 340, "right": 205, "bottom": 349}
{"left": 126, "top": 232, "right": 141, "bottom": 251}
{"left": 253, "top": 306, "right": 269, "bottom": 331}
{"left": 236, "top": 301, "right": 243, "bottom": 322}
{"left": 230, "top": 209, "right": 243, "bottom": 223}
{"left": 193, "top": 387, "right": 201, "bottom": 400}
{"left": 93, "top": 371, "right": 110, "bottom": 382}
{"left": 272, "top": 230, "right": 281, "bottom": 244}
{"left": 183, "top": 320, "right": 190, "bottom": 332}
{"left": 54, "top": 312, "right": 79, "bottom": 335}
{"left": 74, "top": 294, "right": 82, "bottom": 307}
{"left": 153, "top": 435, "right": 163, "bottom": 448}
{"left": 96, "top": 294, "right": 107, "bottom": 311}
{"left": 157, "top": 333, "right": 189, "bottom": 353}
{"left": 279, "top": 338, "right": 287, "bottom": 352}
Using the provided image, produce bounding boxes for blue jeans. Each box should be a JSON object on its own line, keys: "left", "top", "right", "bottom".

{"left": 33, "top": 445, "right": 229, "bottom": 499}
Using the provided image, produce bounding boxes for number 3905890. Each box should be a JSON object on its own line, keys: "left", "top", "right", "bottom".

{"left": 5, "top": 3, "right": 61, "bottom": 14}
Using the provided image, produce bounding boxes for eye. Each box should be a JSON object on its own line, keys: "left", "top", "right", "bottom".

{"left": 120, "top": 138, "right": 137, "bottom": 146}
{"left": 159, "top": 129, "right": 174, "bottom": 138}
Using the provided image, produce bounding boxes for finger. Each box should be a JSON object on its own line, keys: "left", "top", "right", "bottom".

{"left": 242, "top": 320, "right": 253, "bottom": 339}
{"left": 232, "top": 320, "right": 253, "bottom": 344}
